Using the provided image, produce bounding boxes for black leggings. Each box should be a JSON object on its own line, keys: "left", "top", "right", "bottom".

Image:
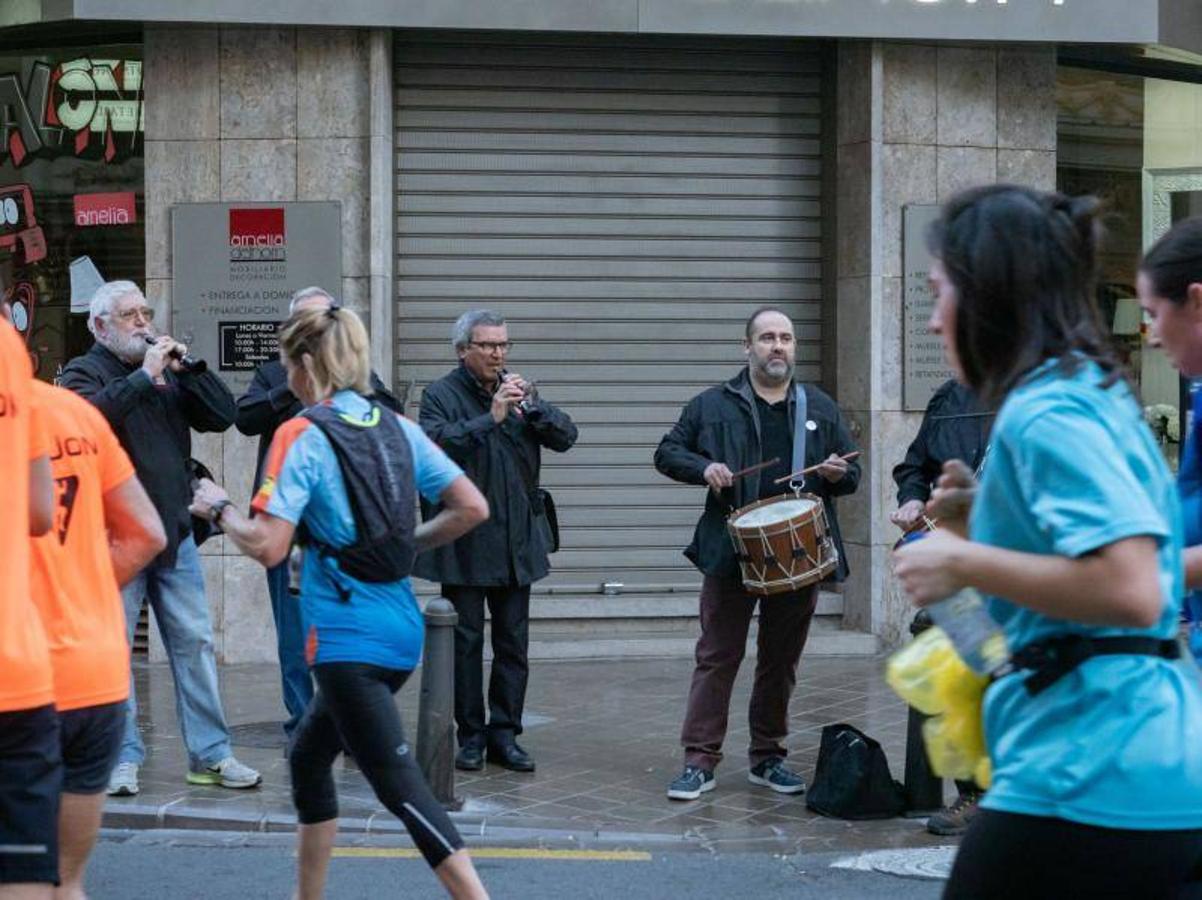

{"left": 945, "top": 809, "right": 1202, "bottom": 899}
{"left": 290, "top": 662, "right": 464, "bottom": 869}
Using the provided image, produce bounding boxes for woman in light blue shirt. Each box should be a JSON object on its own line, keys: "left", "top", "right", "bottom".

{"left": 894, "top": 184, "right": 1202, "bottom": 898}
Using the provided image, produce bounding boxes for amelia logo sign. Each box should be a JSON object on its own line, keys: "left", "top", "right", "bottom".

{"left": 229, "top": 207, "right": 285, "bottom": 261}
{"left": 74, "top": 192, "right": 137, "bottom": 227}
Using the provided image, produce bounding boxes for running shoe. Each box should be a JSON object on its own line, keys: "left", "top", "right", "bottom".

{"left": 748, "top": 757, "right": 807, "bottom": 794}
{"left": 667, "top": 765, "right": 716, "bottom": 800}
{"left": 107, "top": 762, "right": 139, "bottom": 796}
{"left": 186, "top": 756, "right": 262, "bottom": 789}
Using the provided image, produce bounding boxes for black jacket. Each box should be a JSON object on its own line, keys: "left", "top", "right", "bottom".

{"left": 892, "top": 380, "right": 990, "bottom": 506}
{"left": 60, "top": 343, "right": 236, "bottom": 567}
{"left": 414, "top": 363, "right": 578, "bottom": 587}
{"left": 654, "top": 369, "right": 860, "bottom": 582}
{"left": 234, "top": 359, "right": 402, "bottom": 492}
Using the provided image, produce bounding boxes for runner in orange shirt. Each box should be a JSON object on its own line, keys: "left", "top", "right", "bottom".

{"left": 29, "top": 378, "right": 164, "bottom": 900}
{"left": 0, "top": 315, "right": 57, "bottom": 899}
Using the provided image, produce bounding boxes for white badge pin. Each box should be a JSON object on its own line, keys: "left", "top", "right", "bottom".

{"left": 805, "top": 420, "right": 818, "bottom": 431}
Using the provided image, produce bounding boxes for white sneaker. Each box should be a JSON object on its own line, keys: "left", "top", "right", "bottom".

{"left": 107, "top": 762, "right": 140, "bottom": 796}
{"left": 186, "top": 756, "right": 262, "bottom": 789}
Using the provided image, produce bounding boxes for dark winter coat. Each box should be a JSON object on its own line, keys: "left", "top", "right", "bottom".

{"left": 654, "top": 369, "right": 860, "bottom": 582}
{"left": 892, "top": 380, "right": 991, "bottom": 506}
{"left": 60, "top": 343, "right": 236, "bottom": 568}
{"left": 414, "top": 363, "right": 578, "bottom": 587}
{"left": 234, "top": 359, "right": 402, "bottom": 492}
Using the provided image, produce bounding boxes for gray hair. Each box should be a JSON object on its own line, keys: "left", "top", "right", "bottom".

{"left": 452, "top": 309, "right": 506, "bottom": 351}
{"left": 289, "top": 285, "right": 335, "bottom": 314}
{"left": 87, "top": 280, "right": 142, "bottom": 336}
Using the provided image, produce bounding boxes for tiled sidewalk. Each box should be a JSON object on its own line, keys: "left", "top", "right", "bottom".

{"left": 105, "top": 655, "right": 949, "bottom": 854}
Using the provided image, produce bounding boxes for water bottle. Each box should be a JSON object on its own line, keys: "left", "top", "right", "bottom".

{"left": 287, "top": 544, "right": 304, "bottom": 597}
{"left": 899, "top": 529, "right": 1010, "bottom": 675}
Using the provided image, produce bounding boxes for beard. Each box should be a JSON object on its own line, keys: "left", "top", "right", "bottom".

{"left": 753, "top": 355, "right": 794, "bottom": 386}
{"left": 102, "top": 328, "right": 153, "bottom": 364}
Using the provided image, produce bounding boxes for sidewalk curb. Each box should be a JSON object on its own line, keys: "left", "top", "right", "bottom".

{"left": 100, "top": 802, "right": 795, "bottom": 852}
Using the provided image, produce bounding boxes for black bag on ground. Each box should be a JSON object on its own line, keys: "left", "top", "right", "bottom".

{"left": 806, "top": 723, "right": 906, "bottom": 820}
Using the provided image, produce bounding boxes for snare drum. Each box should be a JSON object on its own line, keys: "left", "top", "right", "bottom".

{"left": 727, "top": 493, "right": 838, "bottom": 595}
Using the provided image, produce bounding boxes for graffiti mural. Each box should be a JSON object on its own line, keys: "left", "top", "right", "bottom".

{"left": 0, "top": 58, "right": 144, "bottom": 168}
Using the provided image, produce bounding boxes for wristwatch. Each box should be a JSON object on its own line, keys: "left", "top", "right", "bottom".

{"left": 209, "top": 499, "right": 232, "bottom": 526}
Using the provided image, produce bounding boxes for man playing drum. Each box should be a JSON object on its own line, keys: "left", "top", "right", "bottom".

{"left": 655, "top": 307, "right": 860, "bottom": 801}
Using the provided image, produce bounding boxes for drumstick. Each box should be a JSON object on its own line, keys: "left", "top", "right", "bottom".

{"left": 773, "top": 451, "right": 861, "bottom": 485}
{"left": 728, "top": 457, "right": 780, "bottom": 480}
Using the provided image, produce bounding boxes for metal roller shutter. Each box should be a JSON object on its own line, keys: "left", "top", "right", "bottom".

{"left": 395, "top": 31, "right": 825, "bottom": 596}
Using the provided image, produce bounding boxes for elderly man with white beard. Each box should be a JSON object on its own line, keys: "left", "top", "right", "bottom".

{"left": 60, "top": 281, "right": 260, "bottom": 797}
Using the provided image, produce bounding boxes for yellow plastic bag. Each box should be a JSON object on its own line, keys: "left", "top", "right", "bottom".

{"left": 886, "top": 626, "right": 992, "bottom": 787}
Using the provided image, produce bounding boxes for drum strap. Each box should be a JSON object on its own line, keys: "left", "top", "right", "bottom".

{"left": 790, "top": 384, "right": 808, "bottom": 492}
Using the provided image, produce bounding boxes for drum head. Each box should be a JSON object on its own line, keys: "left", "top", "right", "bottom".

{"left": 732, "top": 498, "right": 815, "bottom": 528}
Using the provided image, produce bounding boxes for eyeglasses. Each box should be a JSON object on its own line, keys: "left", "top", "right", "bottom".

{"left": 468, "top": 340, "right": 513, "bottom": 353}
{"left": 107, "top": 306, "right": 155, "bottom": 324}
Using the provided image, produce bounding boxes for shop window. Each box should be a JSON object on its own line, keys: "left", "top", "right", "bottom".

{"left": 0, "top": 45, "right": 144, "bottom": 382}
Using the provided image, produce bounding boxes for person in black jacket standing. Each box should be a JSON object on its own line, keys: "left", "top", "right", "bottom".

{"left": 655, "top": 307, "right": 859, "bottom": 801}
{"left": 60, "top": 281, "right": 260, "bottom": 797}
{"left": 890, "top": 377, "right": 990, "bottom": 836}
{"left": 415, "top": 309, "right": 578, "bottom": 774}
{"left": 891, "top": 379, "right": 989, "bottom": 534}
{"left": 234, "top": 286, "right": 403, "bottom": 739}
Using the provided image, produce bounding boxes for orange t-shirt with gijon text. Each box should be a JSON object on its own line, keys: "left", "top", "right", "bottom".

{"left": 0, "top": 321, "right": 54, "bottom": 713}
{"left": 29, "top": 380, "right": 136, "bottom": 711}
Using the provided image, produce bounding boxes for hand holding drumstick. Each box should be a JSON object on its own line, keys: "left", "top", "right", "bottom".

{"left": 773, "top": 451, "right": 861, "bottom": 485}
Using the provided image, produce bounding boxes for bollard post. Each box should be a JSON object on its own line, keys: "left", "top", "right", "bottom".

{"left": 416, "top": 597, "right": 462, "bottom": 810}
{"left": 902, "top": 608, "right": 945, "bottom": 817}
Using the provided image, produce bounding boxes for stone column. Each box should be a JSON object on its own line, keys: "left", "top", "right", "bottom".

{"left": 833, "top": 41, "right": 1056, "bottom": 647}
{"left": 143, "top": 24, "right": 377, "bottom": 662}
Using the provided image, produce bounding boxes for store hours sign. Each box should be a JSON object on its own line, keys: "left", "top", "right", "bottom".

{"left": 903, "top": 204, "right": 956, "bottom": 411}
{"left": 171, "top": 202, "right": 342, "bottom": 394}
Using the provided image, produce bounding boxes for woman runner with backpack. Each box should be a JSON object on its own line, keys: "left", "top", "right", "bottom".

{"left": 893, "top": 184, "right": 1202, "bottom": 898}
{"left": 190, "top": 305, "right": 490, "bottom": 900}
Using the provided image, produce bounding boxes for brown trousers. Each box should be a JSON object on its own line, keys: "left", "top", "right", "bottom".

{"left": 680, "top": 574, "right": 819, "bottom": 771}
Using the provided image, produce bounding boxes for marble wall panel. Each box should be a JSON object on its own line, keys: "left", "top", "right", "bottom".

{"left": 997, "top": 149, "right": 1056, "bottom": 191}
{"left": 220, "top": 27, "right": 297, "bottom": 140}
{"left": 882, "top": 43, "right": 937, "bottom": 146}
{"left": 937, "top": 146, "right": 997, "bottom": 202}
{"left": 220, "top": 555, "right": 277, "bottom": 664}
{"left": 297, "top": 28, "right": 371, "bottom": 139}
{"left": 837, "top": 41, "right": 876, "bottom": 148}
{"left": 996, "top": 48, "right": 1057, "bottom": 152}
{"left": 836, "top": 141, "right": 875, "bottom": 280}
{"left": 881, "top": 143, "right": 937, "bottom": 280}
{"left": 835, "top": 277, "right": 875, "bottom": 413}
{"left": 144, "top": 141, "right": 220, "bottom": 280}
{"left": 220, "top": 139, "right": 298, "bottom": 201}
{"left": 145, "top": 26, "right": 220, "bottom": 141}
{"left": 298, "top": 137, "right": 370, "bottom": 277}
{"left": 936, "top": 46, "right": 997, "bottom": 148}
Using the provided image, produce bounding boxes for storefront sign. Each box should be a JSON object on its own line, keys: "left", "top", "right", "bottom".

{"left": 171, "top": 202, "right": 342, "bottom": 394}
{"left": 0, "top": 58, "right": 143, "bottom": 167}
{"left": 903, "top": 204, "right": 956, "bottom": 411}
{"left": 73, "top": 191, "right": 136, "bottom": 227}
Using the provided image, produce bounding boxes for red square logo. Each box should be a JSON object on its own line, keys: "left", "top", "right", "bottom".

{"left": 229, "top": 208, "right": 285, "bottom": 247}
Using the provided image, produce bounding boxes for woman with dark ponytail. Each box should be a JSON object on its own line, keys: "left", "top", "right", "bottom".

{"left": 1138, "top": 217, "right": 1202, "bottom": 664}
{"left": 894, "top": 184, "right": 1202, "bottom": 898}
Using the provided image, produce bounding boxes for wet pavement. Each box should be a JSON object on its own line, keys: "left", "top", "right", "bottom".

{"left": 106, "top": 654, "right": 955, "bottom": 855}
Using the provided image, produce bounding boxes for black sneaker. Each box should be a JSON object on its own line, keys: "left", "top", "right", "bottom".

{"left": 666, "top": 765, "right": 716, "bottom": 801}
{"left": 927, "top": 791, "right": 981, "bottom": 836}
{"left": 748, "top": 757, "right": 806, "bottom": 794}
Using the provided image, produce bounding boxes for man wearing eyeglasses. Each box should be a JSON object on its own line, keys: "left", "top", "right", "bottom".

{"left": 60, "top": 281, "right": 260, "bottom": 797}
{"left": 415, "top": 309, "right": 578, "bottom": 774}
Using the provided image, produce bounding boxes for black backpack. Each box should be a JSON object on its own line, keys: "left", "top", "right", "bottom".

{"left": 806, "top": 723, "right": 906, "bottom": 820}
{"left": 300, "top": 402, "right": 417, "bottom": 585}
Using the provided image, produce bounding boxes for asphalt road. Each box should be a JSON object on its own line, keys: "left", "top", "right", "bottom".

{"left": 86, "top": 830, "right": 947, "bottom": 899}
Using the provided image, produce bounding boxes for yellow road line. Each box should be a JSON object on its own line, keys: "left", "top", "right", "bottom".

{"left": 332, "top": 847, "right": 651, "bottom": 862}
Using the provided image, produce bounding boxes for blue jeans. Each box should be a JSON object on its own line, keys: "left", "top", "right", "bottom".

{"left": 119, "top": 535, "right": 231, "bottom": 768}
{"left": 266, "top": 560, "right": 314, "bottom": 736}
